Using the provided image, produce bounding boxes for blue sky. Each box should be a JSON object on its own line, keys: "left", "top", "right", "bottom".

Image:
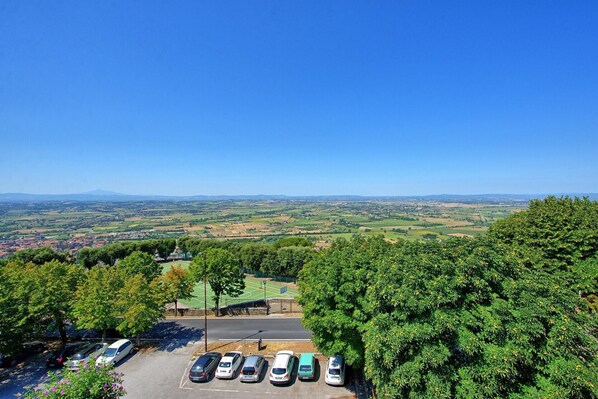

{"left": 1, "top": 1, "right": 597, "bottom": 196}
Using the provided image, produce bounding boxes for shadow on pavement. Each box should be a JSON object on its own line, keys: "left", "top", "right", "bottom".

{"left": 141, "top": 321, "right": 204, "bottom": 352}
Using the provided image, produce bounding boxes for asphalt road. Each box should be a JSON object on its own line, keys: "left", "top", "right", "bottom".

{"left": 143, "top": 317, "right": 312, "bottom": 344}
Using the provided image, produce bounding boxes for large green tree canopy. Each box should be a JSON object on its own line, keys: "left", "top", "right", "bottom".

{"left": 299, "top": 197, "right": 598, "bottom": 399}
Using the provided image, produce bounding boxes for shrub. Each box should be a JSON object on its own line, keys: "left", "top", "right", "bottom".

{"left": 17, "top": 364, "right": 126, "bottom": 399}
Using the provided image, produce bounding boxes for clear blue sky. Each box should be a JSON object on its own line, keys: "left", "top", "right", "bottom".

{"left": 1, "top": 1, "right": 597, "bottom": 196}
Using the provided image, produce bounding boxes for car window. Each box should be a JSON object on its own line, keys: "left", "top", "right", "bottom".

{"left": 329, "top": 368, "right": 341, "bottom": 375}
{"left": 104, "top": 348, "right": 118, "bottom": 357}
{"left": 220, "top": 361, "right": 231, "bottom": 368}
{"left": 300, "top": 365, "right": 312, "bottom": 371}
{"left": 272, "top": 367, "right": 287, "bottom": 375}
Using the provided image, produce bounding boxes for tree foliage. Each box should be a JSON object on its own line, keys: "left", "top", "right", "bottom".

{"left": 190, "top": 248, "right": 245, "bottom": 316}
{"left": 116, "top": 274, "right": 166, "bottom": 344}
{"left": 73, "top": 266, "right": 126, "bottom": 340}
{"left": 28, "top": 260, "right": 84, "bottom": 343}
{"left": 161, "top": 264, "right": 195, "bottom": 315}
{"left": 117, "top": 250, "right": 162, "bottom": 283}
{"left": 299, "top": 197, "right": 598, "bottom": 399}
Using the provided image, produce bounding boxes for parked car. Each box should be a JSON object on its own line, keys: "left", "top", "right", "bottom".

{"left": 215, "top": 351, "right": 243, "bottom": 379}
{"left": 325, "top": 355, "right": 346, "bottom": 386}
{"left": 269, "top": 350, "right": 295, "bottom": 385}
{"left": 46, "top": 343, "right": 87, "bottom": 368}
{"left": 96, "top": 339, "right": 133, "bottom": 367}
{"left": 298, "top": 353, "right": 316, "bottom": 380}
{"left": 189, "top": 352, "right": 222, "bottom": 382}
{"left": 66, "top": 342, "right": 107, "bottom": 370}
{"left": 240, "top": 355, "right": 265, "bottom": 383}
{"left": 0, "top": 342, "right": 45, "bottom": 368}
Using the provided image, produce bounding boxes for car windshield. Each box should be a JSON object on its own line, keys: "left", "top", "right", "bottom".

{"left": 192, "top": 366, "right": 204, "bottom": 372}
{"left": 328, "top": 368, "right": 341, "bottom": 375}
{"left": 272, "top": 367, "right": 287, "bottom": 375}
{"left": 300, "top": 365, "right": 312, "bottom": 371}
{"left": 242, "top": 367, "right": 255, "bottom": 373}
{"left": 104, "top": 348, "right": 117, "bottom": 357}
{"left": 219, "top": 361, "right": 231, "bottom": 368}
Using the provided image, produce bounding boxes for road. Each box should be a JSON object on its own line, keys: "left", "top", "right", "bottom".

{"left": 145, "top": 317, "right": 312, "bottom": 342}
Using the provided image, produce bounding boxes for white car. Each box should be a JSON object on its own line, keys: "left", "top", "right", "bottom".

{"left": 96, "top": 339, "right": 133, "bottom": 367}
{"left": 66, "top": 342, "right": 107, "bottom": 370}
{"left": 215, "top": 351, "right": 243, "bottom": 379}
{"left": 269, "top": 350, "right": 295, "bottom": 384}
{"left": 325, "top": 355, "right": 346, "bottom": 386}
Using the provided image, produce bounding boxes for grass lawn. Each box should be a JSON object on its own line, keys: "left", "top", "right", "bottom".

{"left": 161, "top": 261, "right": 298, "bottom": 309}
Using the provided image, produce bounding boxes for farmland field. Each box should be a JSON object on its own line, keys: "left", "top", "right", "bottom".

{"left": 0, "top": 199, "right": 528, "bottom": 257}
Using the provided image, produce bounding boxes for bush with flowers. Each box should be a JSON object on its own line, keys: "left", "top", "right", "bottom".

{"left": 17, "top": 363, "right": 126, "bottom": 399}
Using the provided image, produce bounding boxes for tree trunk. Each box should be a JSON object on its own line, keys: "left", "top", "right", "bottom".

{"left": 174, "top": 299, "right": 178, "bottom": 316}
{"left": 102, "top": 328, "right": 106, "bottom": 343}
{"left": 58, "top": 320, "right": 68, "bottom": 344}
{"left": 56, "top": 313, "right": 67, "bottom": 344}
{"left": 215, "top": 297, "right": 219, "bottom": 317}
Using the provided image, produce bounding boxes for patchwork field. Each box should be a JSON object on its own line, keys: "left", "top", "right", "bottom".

{"left": 0, "top": 199, "right": 527, "bottom": 257}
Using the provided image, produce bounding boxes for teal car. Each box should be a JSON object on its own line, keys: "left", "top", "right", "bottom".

{"left": 298, "top": 353, "right": 316, "bottom": 380}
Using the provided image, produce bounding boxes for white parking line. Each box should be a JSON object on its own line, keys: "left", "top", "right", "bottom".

{"left": 178, "top": 359, "right": 195, "bottom": 390}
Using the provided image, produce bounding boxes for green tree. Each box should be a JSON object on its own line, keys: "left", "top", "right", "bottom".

{"left": 28, "top": 260, "right": 84, "bottom": 344}
{"left": 0, "top": 264, "right": 29, "bottom": 355}
{"left": 276, "top": 245, "right": 315, "bottom": 277}
{"left": 117, "top": 250, "right": 162, "bottom": 282}
{"left": 298, "top": 235, "right": 393, "bottom": 367}
{"left": 155, "top": 238, "right": 177, "bottom": 259}
{"left": 116, "top": 274, "right": 166, "bottom": 345}
{"left": 273, "top": 236, "right": 313, "bottom": 249}
{"left": 10, "top": 246, "right": 67, "bottom": 265}
{"left": 190, "top": 248, "right": 245, "bottom": 316}
{"left": 239, "top": 243, "right": 271, "bottom": 271}
{"left": 73, "top": 266, "right": 125, "bottom": 340}
{"left": 161, "top": 265, "right": 195, "bottom": 316}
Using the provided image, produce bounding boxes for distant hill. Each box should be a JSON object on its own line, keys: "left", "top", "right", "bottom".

{"left": 0, "top": 191, "right": 596, "bottom": 203}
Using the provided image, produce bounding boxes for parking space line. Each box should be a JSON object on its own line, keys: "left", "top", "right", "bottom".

{"left": 179, "top": 362, "right": 193, "bottom": 390}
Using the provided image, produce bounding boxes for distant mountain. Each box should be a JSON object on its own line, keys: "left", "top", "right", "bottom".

{"left": 0, "top": 191, "right": 596, "bottom": 203}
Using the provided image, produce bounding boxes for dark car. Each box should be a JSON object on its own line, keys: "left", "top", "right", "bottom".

{"left": 189, "top": 352, "right": 221, "bottom": 382}
{"left": 46, "top": 343, "right": 87, "bottom": 368}
{"left": 0, "top": 342, "right": 45, "bottom": 368}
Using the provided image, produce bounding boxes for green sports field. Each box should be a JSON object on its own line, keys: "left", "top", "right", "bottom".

{"left": 161, "top": 261, "right": 298, "bottom": 309}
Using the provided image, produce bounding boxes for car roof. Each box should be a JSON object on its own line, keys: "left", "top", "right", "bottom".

{"left": 194, "top": 353, "right": 218, "bottom": 366}
{"left": 299, "top": 353, "right": 314, "bottom": 365}
{"left": 221, "top": 351, "right": 241, "bottom": 360}
{"left": 243, "top": 355, "right": 263, "bottom": 367}
{"left": 108, "top": 339, "right": 131, "bottom": 348}
{"left": 273, "top": 352, "right": 293, "bottom": 368}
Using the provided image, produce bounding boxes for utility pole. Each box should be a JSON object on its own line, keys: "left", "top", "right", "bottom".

{"left": 203, "top": 251, "right": 208, "bottom": 352}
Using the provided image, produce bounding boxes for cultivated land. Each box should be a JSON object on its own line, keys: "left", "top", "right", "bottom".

{"left": 0, "top": 199, "right": 525, "bottom": 256}
{"left": 162, "top": 261, "right": 298, "bottom": 309}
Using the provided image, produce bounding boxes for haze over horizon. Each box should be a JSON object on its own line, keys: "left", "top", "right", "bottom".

{"left": 1, "top": 1, "right": 597, "bottom": 196}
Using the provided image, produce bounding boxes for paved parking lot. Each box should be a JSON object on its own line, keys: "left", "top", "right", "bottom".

{"left": 120, "top": 343, "right": 357, "bottom": 399}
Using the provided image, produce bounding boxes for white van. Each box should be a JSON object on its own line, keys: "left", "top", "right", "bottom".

{"left": 96, "top": 339, "right": 133, "bottom": 367}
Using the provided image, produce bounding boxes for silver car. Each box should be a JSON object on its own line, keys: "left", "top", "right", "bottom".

{"left": 66, "top": 342, "right": 107, "bottom": 370}
{"left": 239, "top": 355, "right": 265, "bottom": 383}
